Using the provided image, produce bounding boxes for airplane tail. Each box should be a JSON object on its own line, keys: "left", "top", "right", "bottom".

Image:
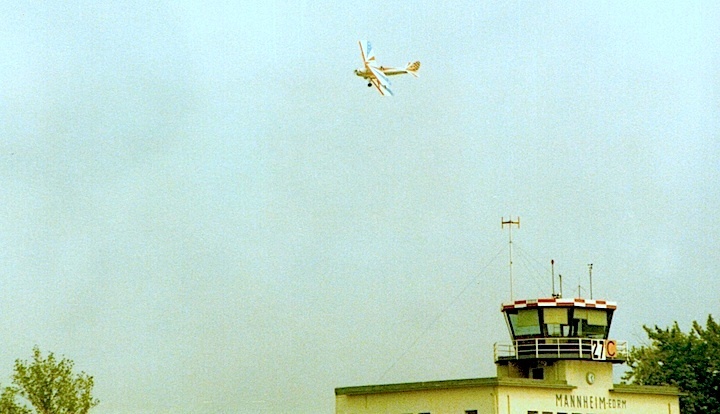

{"left": 405, "top": 61, "right": 420, "bottom": 77}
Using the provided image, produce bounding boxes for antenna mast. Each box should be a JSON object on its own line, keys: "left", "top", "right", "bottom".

{"left": 559, "top": 274, "right": 563, "bottom": 298}
{"left": 551, "top": 260, "right": 558, "bottom": 298}
{"left": 588, "top": 263, "right": 593, "bottom": 299}
{"left": 501, "top": 216, "right": 520, "bottom": 301}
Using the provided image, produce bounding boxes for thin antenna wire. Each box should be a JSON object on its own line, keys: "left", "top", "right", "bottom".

{"left": 377, "top": 243, "right": 506, "bottom": 382}
{"left": 513, "top": 245, "right": 548, "bottom": 297}
{"left": 512, "top": 242, "right": 553, "bottom": 297}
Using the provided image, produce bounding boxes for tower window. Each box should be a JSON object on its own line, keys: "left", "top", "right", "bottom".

{"left": 543, "top": 308, "right": 570, "bottom": 337}
{"left": 507, "top": 309, "right": 541, "bottom": 337}
{"left": 572, "top": 309, "right": 610, "bottom": 338}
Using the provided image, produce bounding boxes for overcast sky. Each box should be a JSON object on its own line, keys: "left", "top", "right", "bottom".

{"left": 1, "top": 1, "right": 718, "bottom": 413}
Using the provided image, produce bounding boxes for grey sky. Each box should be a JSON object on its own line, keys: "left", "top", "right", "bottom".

{"left": 1, "top": 1, "right": 718, "bottom": 413}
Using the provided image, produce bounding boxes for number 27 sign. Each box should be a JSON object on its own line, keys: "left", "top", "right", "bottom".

{"left": 592, "top": 339, "right": 618, "bottom": 360}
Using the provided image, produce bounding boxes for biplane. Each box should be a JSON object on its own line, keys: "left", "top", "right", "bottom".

{"left": 354, "top": 41, "right": 420, "bottom": 96}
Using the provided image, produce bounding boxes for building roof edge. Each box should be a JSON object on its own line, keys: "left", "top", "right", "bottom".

{"left": 611, "top": 383, "right": 685, "bottom": 396}
{"left": 335, "top": 377, "right": 575, "bottom": 396}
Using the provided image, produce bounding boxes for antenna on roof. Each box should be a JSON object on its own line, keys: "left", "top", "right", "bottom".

{"left": 588, "top": 263, "right": 594, "bottom": 300}
{"left": 501, "top": 216, "right": 520, "bottom": 301}
{"left": 551, "top": 260, "right": 560, "bottom": 298}
{"left": 559, "top": 274, "right": 563, "bottom": 298}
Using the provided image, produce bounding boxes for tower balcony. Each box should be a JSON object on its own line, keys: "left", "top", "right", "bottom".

{"left": 494, "top": 337, "right": 628, "bottom": 363}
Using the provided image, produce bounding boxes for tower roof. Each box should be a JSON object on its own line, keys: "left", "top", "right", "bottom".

{"left": 501, "top": 297, "right": 617, "bottom": 311}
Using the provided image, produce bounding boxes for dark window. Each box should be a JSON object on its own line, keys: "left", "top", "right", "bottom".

{"left": 507, "top": 309, "right": 541, "bottom": 337}
{"left": 465, "top": 411, "right": 478, "bottom": 414}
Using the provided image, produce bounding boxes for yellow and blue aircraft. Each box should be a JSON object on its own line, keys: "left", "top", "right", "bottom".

{"left": 354, "top": 41, "right": 420, "bottom": 96}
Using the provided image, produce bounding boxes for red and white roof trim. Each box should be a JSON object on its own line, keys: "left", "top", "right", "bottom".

{"left": 501, "top": 297, "right": 617, "bottom": 311}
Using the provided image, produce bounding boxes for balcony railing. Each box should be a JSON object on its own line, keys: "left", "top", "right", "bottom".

{"left": 494, "top": 338, "right": 627, "bottom": 363}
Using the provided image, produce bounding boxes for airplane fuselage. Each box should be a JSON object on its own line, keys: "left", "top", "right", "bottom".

{"left": 355, "top": 67, "right": 409, "bottom": 79}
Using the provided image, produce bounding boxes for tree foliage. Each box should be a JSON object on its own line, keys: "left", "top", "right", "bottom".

{"left": 0, "top": 347, "right": 98, "bottom": 414}
{"left": 622, "top": 315, "right": 720, "bottom": 414}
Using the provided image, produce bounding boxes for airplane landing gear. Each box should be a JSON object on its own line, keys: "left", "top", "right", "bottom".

{"left": 367, "top": 83, "right": 372, "bottom": 87}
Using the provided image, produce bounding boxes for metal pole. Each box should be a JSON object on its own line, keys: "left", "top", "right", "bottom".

{"left": 501, "top": 216, "right": 520, "bottom": 301}
{"left": 551, "top": 260, "right": 555, "bottom": 297}
{"left": 559, "top": 274, "right": 563, "bottom": 298}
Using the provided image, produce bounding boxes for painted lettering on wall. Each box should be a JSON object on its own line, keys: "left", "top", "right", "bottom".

{"left": 555, "top": 394, "right": 627, "bottom": 410}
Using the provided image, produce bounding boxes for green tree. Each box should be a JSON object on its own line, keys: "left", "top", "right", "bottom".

{"left": 0, "top": 347, "right": 98, "bottom": 414}
{"left": 622, "top": 315, "right": 720, "bottom": 414}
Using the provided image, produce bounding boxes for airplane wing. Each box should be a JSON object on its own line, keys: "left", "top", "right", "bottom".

{"left": 358, "top": 40, "right": 394, "bottom": 96}
{"left": 367, "top": 77, "right": 386, "bottom": 96}
{"left": 358, "top": 41, "right": 376, "bottom": 65}
{"left": 368, "top": 65, "right": 391, "bottom": 89}
{"left": 368, "top": 77, "right": 394, "bottom": 96}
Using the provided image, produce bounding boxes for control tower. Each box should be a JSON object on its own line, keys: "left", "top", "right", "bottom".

{"left": 336, "top": 219, "right": 681, "bottom": 414}
{"left": 336, "top": 293, "right": 681, "bottom": 414}
{"left": 494, "top": 297, "right": 627, "bottom": 385}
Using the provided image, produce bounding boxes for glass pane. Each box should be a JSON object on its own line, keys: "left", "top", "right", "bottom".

{"left": 587, "top": 309, "right": 607, "bottom": 326}
{"left": 582, "top": 319, "right": 607, "bottom": 338}
{"left": 546, "top": 324, "right": 563, "bottom": 336}
{"left": 544, "top": 308, "right": 568, "bottom": 324}
{"left": 518, "top": 309, "right": 539, "bottom": 327}
{"left": 508, "top": 311, "right": 541, "bottom": 337}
